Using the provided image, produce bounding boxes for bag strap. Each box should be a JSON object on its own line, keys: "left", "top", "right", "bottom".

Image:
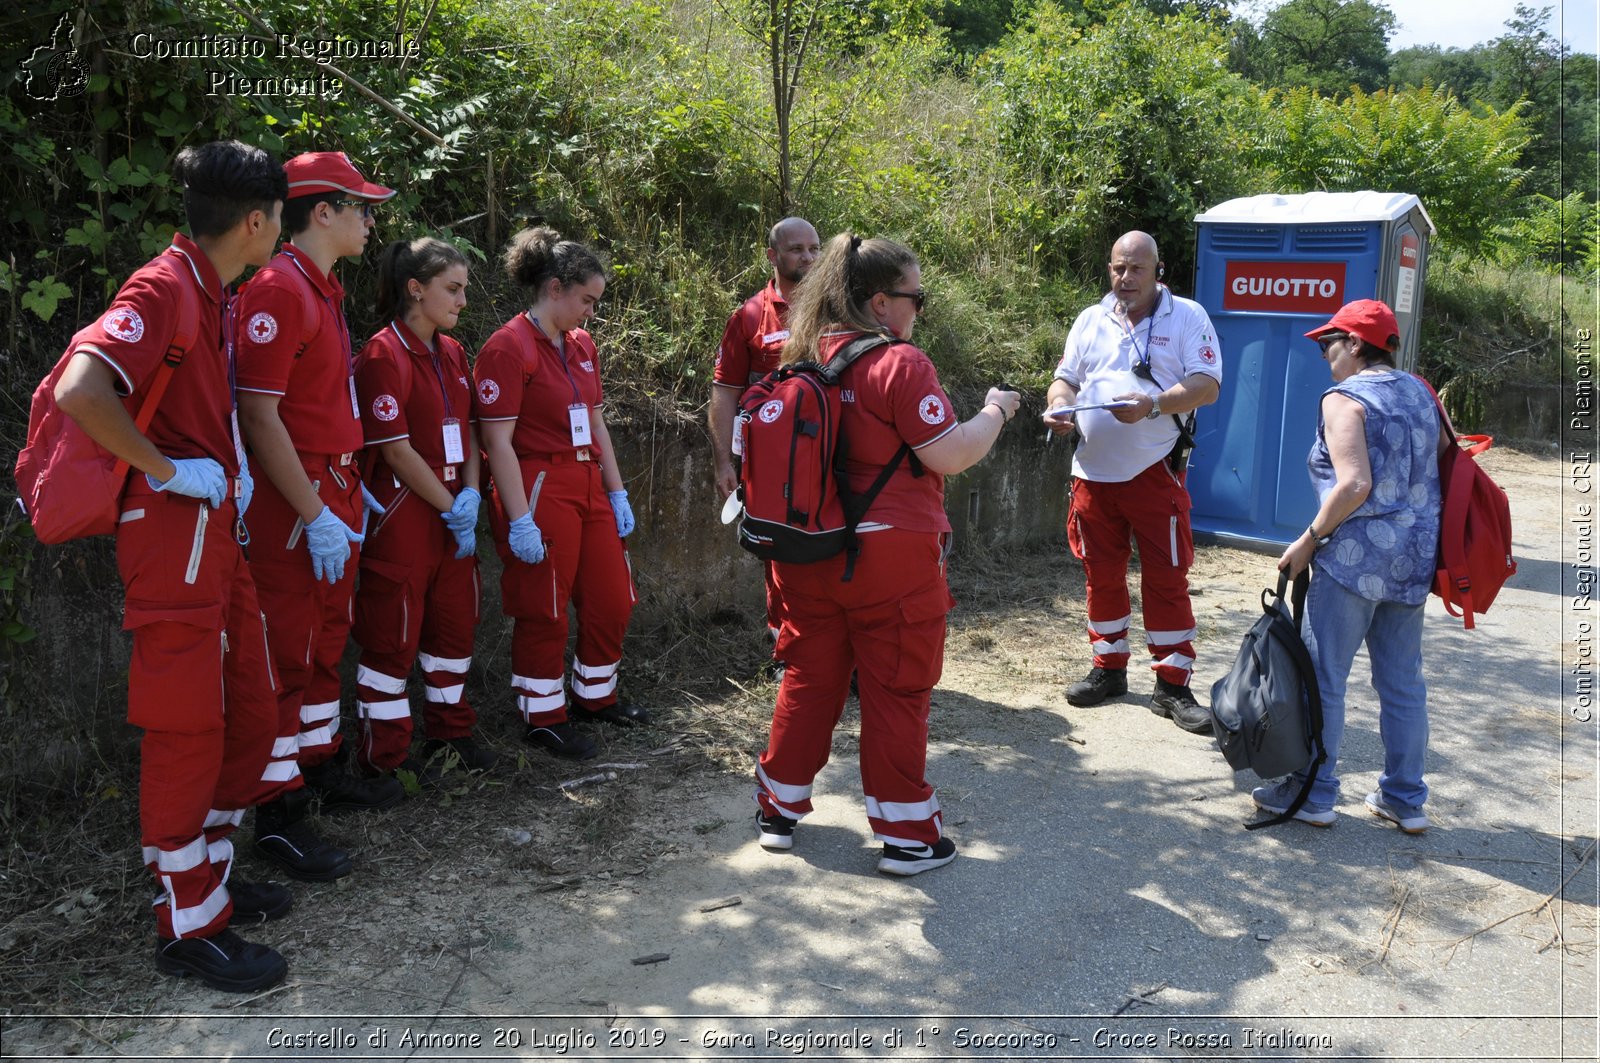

{"left": 819, "top": 333, "right": 908, "bottom": 583}
{"left": 115, "top": 263, "right": 201, "bottom": 482}
{"left": 1246, "top": 569, "right": 1328, "bottom": 831}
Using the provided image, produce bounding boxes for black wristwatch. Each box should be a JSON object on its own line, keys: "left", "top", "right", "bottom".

{"left": 1308, "top": 523, "right": 1334, "bottom": 550}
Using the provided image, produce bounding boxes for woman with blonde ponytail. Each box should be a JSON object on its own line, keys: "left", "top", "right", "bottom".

{"left": 752, "top": 232, "right": 1020, "bottom": 876}
{"left": 474, "top": 227, "right": 645, "bottom": 762}
{"left": 350, "top": 237, "right": 495, "bottom": 780}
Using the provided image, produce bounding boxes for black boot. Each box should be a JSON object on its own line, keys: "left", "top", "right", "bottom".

{"left": 302, "top": 758, "right": 404, "bottom": 814}
{"left": 253, "top": 790, "right": 353, "bottom": 882}
{"left": 227, "top": 876, "right": 293, "bottom": 926}
{"left": 156, "top": 929, "right": 287, "bottom": 993}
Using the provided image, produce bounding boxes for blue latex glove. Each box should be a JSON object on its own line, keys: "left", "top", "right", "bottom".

{"left": 608, "top": 489, "right": 635, "bottom": 538}
{"left": 450, "top": 523, "right": 476, "bottom": 560}
{"left": 508, "top": 512, "right": 545, "bottom": 565}
{"left": 304, "top": 505, "right": 363, "bottom": 584}
{"left": 147, "top": 457, "right": 226, "bottom": 508}
{"left": 442, "top": 487, "right": 480, "bottom": 536}
{"left": 359, "top": 482, "right": 386, "bottom": 538}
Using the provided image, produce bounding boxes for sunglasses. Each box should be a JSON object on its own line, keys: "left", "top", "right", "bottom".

{"left": 880, "top": 289, "right": 926, "bottom": 313}
{"left": 331, "top": 199, "right": 377, "bottom": 219}
{"left": 1317, "top": 333, "right": 1349, "bottom": 353}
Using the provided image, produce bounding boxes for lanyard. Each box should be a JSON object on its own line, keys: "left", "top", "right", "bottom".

{"left": 390, "top": 321, "right": 454, "bottom": 419}
{"left": 282, "top": 246, "right": 353, "bottom": 377}
{"left": 528, "top": 313, "right": 583, "bottom": 406}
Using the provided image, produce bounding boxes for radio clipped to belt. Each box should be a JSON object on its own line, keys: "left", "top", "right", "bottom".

{"left": 1132, "top": 356, "right": 1196, "bottom": 474}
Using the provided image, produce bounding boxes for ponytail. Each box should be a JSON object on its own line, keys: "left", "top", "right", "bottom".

{"left": 784, "top": 231, "right": 917, "bottom": 364}
{"left": 375, "top": 237, "right": 468, "bottom": 322}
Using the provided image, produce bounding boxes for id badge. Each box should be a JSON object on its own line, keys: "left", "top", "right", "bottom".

{"left": 442, "top": 418, "right": 465, "bottom": 465}
{"left": 348, "top": 376, "right": 360, "bottom": 420}
{"left": 731, "top": 412, "right": 744, "bottom": 457}
{"left": 568, "top": 404, "right": 592, "bottom": 446}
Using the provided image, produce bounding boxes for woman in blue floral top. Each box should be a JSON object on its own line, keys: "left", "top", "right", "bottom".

{"left": 1256, "top": 299, "right": 1448, "bottom": 833}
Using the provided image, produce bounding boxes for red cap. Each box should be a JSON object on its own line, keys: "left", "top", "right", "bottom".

{"left": 1305, "top": 299, "right": 1400, "bottom": 352}
{"left": 283, "top": 152, "right": 396, "bottom": 201}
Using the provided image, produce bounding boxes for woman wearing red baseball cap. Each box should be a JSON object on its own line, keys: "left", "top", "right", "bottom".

{"left": 1258, "top": 299, "right": 1449, "bottom": 833}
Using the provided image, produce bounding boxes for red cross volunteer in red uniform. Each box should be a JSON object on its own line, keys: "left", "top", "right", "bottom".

{"left": 50, "top": 141, "right": 290, "bottom": 992}
{"left": 1044, "top": 231, "right": 1222, "bottom": 734}
{"left": 709, "top": 218, "right": 820, "bottom": 665}
{"left": 234, "top": 152, "right": 402, "bottom": 882}
{"left": 751, "top": 232, "right": 1020, "bottom": 876}
{"left": 477, "top": 227, "right": 647, "bottom": 762}
{"left": 352, "top": 237, "right": 495, "bottom": 778}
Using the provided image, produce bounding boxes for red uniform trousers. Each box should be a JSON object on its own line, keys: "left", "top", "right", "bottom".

{"left": 1066, "top": 460, "right": 1198, "bottom": 686}
{"left": 351, "top": 481, "right": 481, "bottom": 772}
{"left": 246, "top": 452, "right": 363, "bottom": 791}
{"left": 755, "top": 529, "right": 953, "bottom": 848}
{"left": 763, "top": 560, "right": 785, "bottom": 643}
{"left": 118, "top": 479, "right": 278, "bottom": 939}
{"left": 489, "top": 454, "right": 636, "bottom": 725}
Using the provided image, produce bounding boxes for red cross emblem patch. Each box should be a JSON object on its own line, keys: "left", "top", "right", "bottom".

{"left": 102, "top": 307, "right": 144, "bottom": 343}
{"left": 246, "top": 312, "right": 278, "bottom": 344}
{"left": 372, "top": 394, "right": 400, "bottom": 422}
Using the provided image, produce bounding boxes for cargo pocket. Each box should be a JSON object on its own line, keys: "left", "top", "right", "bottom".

{"left": 1167, "top": 481, "right": 1195, "bottom": 569}
{"left": 123, "top": 599, "right": 226, "bottom": 733}
{"left": 892, "top": 584, "right": 954, "bottom": 692}
{"left": 353, "top": 557, "right": 417, "bottom": 654}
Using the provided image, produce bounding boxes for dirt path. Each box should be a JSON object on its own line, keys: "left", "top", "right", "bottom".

{"left": 5, "top": 447, "right": 1593, "bottom": 1062}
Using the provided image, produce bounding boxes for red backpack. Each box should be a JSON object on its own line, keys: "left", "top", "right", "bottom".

{"left": 1420, "top": 377, "right": 1517, "bottom": 629}
{"left": 735, "top": 334, "right": 920, "bottom": 580}
{"left": 13, "top": 258, "right": 200, "bottom": 544}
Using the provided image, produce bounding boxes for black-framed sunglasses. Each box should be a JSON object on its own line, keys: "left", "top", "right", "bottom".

{"left": 1317, "top": 333, "right": 1348, "bottom": 353}
{"left": 331, "top": 199, "right": 377, "bottom": 219}
{"left": 880, "top": 289, "right": 926, "bottom": 313}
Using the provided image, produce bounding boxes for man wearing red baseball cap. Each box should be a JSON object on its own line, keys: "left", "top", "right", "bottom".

{"left": 1303, "top": 298, "right": 1401, "bottom": 353}
{"left": 234, "top": 152, "right": 401, "bottom": 882}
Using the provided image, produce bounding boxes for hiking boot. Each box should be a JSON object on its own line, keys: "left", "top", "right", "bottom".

{"left": 423, "top": 735, "right": 499, "bottom": 773}
{"left": 226, "top": 877, "right": 292, "bottom": 926}
{"left": 756, "top": 811, "right": 796, "bottom": 851}
{"left": 1250, "top": 784, "right": 1336, "bottom": 827}
{"left": 390, "top": 755, "right": 443, "bottom": 788}
{"left": 1065, "top": 666, "right": 1127, "bottom": 706}
{"left": 586, "top": 702, "right": 651, "bottom": 728}
{"left": 1365, "top": 791, "right": 1429, "bottom": 834}
{"left": 254, "top": 798, "right": 354, "bottom": 882}
{"left": 523, "top": 722, "right": 597, "bottom": 760}
{"left": 1151, "top": 677, "right": 1213, "bottom": 734}
{"left": 302, "top": 760, "right": 403, "bottom": 814}
{"left": 877, "top": 836, "right": 957, "bottom": 877}
{"left": 155, "top": 929, "right": 287, "bottom": 993}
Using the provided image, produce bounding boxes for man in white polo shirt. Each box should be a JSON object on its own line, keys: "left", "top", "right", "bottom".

{"left": 1043, "top": 231, "right": 1222, "bottom": 734}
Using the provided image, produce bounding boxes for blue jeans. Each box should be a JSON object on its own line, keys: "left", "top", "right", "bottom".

{"left": 1294, "top": 571, "right": 1429, "bottom": 815}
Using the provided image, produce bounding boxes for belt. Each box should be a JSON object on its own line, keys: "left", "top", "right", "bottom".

{"left": 525, "top": 448, "right": 591, "bottom": 464}
{"left": 299, "top": 451, "right": 357, "bottom": 466}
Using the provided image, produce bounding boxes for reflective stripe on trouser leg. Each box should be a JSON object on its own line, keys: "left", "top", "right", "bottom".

{"left": 513, "top": 673, "right": 567, "bottom": 728}
{"left": 416, "top": 546, "right": 481, "bottom": 741}
{"left": 1125, "top": 463, "right": 1197, "bottom": 686}
{"left": 139, "top": 728, "right": 233, "bottom": 939}
{"left": 1147, "top": 628, "right": 1197, "bottom": 686}
{"left": 355, "top": 660, "right": 412, "bottom": 773}
{"left": 1087, "top": 614, "right": 1132, "bottom": 670}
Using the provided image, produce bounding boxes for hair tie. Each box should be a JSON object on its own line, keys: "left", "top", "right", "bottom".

{"left": 849, "top": 235, "right": 862, "bottom": 253}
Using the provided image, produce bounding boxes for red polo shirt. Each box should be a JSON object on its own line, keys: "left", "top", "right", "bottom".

{"left": 232, "top": 244, "right": 364, "bottom": 456}
{"left": 713, "top": 280, "right": 789, "bottom": 389}
{"left": 71, "top": 233, "right": 237, "bottom": 473}
{"left": 474, "top": 313, "right": 605, "bottom": 458}
{"left": 355, "top": 320, "right": 476, "bottom": 490}
{"left": 824, "top": 331, "right": 956, "bottom": 535}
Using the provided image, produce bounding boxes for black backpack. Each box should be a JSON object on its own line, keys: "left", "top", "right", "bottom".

{"left": 1208, "top": 570, "right": 1327, "bottom": 831}
{"left": 735, "top": 334, "right": 921, "bottom": 581}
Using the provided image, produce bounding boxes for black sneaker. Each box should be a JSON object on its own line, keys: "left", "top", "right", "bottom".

{"left": 523, "top": 722, "right": 597, "bottom": 760}
{"left": 1065, "top": 666, "right": 1127, "bottom": 706}
{"left": 254, "top": 812, "right": 354, "bottom": 882}
{"left": 303, "top": 761, "right": 404, "bottom": 814}
{"left": 1151, "top": 678, "right": 1212, "bottom": 734}
{"left": 877, "top": 837, "right": 957, "bottom": 877}
{"left": 226, "top": 877, "right": 292, "bottom": 926}
{"left": 585, "top": 702, "right": 651, "bottom": 728}
{"left": 756, "top": 811, "right": 796, "bottom": 851}
{"left": 155, "top": 929, "right": 287, "bottom": 993}
{"left": 423, "top": 735, "right": 499, "bottom": 773}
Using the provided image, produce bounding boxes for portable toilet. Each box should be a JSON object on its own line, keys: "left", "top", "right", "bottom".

{"left": 1185, "top": 191, "right": 1435, "bottom": 550}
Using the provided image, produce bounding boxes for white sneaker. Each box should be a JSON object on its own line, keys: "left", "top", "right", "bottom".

{"left": 1365, "top": 791, "right": 1429, "bottom": 833}
{"left": 1251, "top": 786, "right": 1336, "bottom": 827}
